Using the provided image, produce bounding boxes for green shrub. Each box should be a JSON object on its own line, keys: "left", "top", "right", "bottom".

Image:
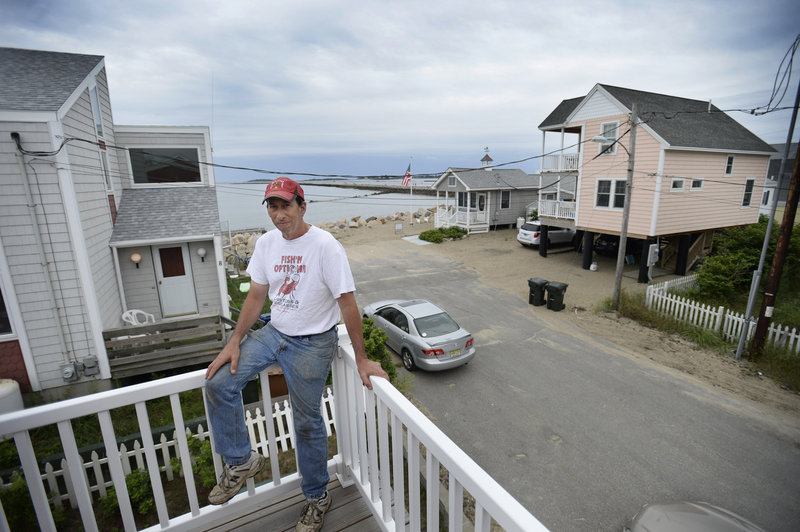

{"left": 419, "top": 227, "right": 467, "bottom": 243}
{"left": 441, "top": 226, "right": 467, "bottom": 239}
{"left": 0, "top": 471, "right": 36, "bottom": 530}
{"left": 0, "top": 441, "right": 20, "bottom": 470}
{"left": 696, "top": 215, "right": 800, "bottom": 304}
{"left": 362, "top": 318, "right": 397, "bottom": 383}
{"left": 419, "top": 230, "right": 444, "bottom": 243}
{"left": 0, "top": 470, "right": 67, "bottom": 529}
{"left": 102, "top": 469, "right": 154, "bottom": 517}
{"left": 696, "top": 252, "right": 753, "bottom": 300}
{"left": 172, "top": 438, "right": 217, "bottom": 489}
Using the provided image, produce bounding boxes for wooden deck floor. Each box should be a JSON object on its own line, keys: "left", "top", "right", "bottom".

{"left": 207, "top": 479, "right": 378, "bottom": 531}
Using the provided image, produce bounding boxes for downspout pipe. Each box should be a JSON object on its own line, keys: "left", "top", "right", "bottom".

{"left": 10, "top": 132, "right": 72, "bottom": 363}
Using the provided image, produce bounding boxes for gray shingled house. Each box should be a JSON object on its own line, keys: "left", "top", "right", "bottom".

{"left": 432, "top": 155, "right": 575, "bottom": 234}
{"left": 538, "top": 83, "right": 775, "bottom": 280}
{"left": 0, "top": 47, "right": 228, "bottom": 396}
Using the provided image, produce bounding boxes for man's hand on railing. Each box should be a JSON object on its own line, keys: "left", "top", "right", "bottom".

{"left": 356, "top": 357, "right": 389, "bottom": 390}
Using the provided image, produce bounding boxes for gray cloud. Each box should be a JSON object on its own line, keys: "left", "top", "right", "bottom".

{"left": 2, "top": 0, "right": 798, "bottom": 180}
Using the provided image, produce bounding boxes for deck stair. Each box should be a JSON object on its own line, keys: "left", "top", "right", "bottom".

{"left": 103, "top": 314, "right": 227, "bottom": 378}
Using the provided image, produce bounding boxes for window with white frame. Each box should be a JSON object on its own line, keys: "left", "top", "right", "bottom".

{"left": 89, "top": 85, "right": 112, "bottom": 192}
{"left": 89, "top": 86, "right": 105, "bottom": 138}
{"left": 725, "top": 155, "right": 735, "bottom": 176}
{"left": 671, "top": 178, "right": 685, "bottom": 192}
{"left": 596, "top": 179, "right": 625, "bottom": 209}
{"left": 742, "top": 178, "right": 755, "bottom": 207}
{"left": 762, "top": 190, "right": 770, "bottom": 206}
{"left": 598, "top": 121, "right": 618, "bottom": 155}
{"left": 690, "top": 179, "right": 704, "bottom": 191}
{"left": 98, "top": 141, "right": 112, "bottom": 191}
{"left": 501, "top": 190, "right": 510, "bottom": 208}
{"left": 129, "top": 147, "right": 202, "bottom": 184}
{"left": 447, "top": 175, "right": 456, "bottom": 187}
{"left": 457, "top": 191, "right": 477, "bottom": 209}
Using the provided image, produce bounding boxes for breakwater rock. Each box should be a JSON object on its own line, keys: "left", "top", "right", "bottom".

{"left": 223, "top": 207, "right": 438, "bottom": 271}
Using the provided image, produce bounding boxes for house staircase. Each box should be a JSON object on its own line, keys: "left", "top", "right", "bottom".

{"left": 660, "top": 231, "right": 714, "bottom": 272}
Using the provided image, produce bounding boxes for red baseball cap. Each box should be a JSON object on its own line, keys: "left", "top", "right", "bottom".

{"left": 262, "top": 177, "right": 305, "bottom": 204}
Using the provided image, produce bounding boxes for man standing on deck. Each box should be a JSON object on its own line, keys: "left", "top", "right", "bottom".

{"left": 204, "top": 177, "right": 388, "bottom": 532}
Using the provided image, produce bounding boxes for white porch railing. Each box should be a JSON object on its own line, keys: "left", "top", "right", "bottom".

{"left": 0, "top": 326, "right": 548, "bottom": 531}
{"left": 537, "top": 200, "right": 576, "bottom": 220}
{"left": 541, "top": 153, "right": 579, "bottom": 172}
{"left": 434, "top": 207, "right": 490, "bottom": 234}
{"left": 0, "top": 396, "right": 333, "bottom": 511}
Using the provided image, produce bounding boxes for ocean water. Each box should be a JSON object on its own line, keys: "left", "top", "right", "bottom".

{"left": 217, "top": 181, "right": 439, "bottom": 231}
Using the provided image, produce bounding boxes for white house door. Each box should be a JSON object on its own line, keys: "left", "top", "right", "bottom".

{"left": 153, "top": 244, "right": 198, "bottom": 317}
{"left": 476, "top": 193, "right": 487, "bottom": 223}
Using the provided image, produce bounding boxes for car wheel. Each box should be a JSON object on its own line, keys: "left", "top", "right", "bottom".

{"left": 401, "top": 348, "right": 416, "bottom": 371}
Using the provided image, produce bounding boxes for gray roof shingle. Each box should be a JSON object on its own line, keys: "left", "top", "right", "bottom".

{"left": 0, "top": 47, "right": 103, "bottom": 112}
{"left": 443, "top": 168, "right": 576, "bottom": 195}
{"left": 539, "top": 84, "right": 775, "bottom": 153}
{"left": 110, "top": 187, "right": 221, "bottom": 244}
{"left": 446, "top": 168, "right": 536, "bottom": 190}
{"left": 537, "top": 96, "right": 583, "bottom": 129}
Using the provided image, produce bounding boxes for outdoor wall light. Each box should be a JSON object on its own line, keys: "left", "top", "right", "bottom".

{"left": 130, "top": 252, "right": 142, "bottom": 268}
{"left": 197, "top": 247, "right": 207, "bottom": 262}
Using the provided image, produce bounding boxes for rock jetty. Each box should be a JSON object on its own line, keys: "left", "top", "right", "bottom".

{"left": 223, "top": 207, "right": 437, "bottom": 271}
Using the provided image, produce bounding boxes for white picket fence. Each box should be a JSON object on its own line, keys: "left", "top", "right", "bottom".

{"left": 0, "top": 391, "right": 336, "bottom": 510}
{"left": 646, "top": 275, "right": 800, "bottom": 355}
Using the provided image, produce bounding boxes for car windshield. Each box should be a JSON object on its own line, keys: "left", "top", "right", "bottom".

{"left": 414, "top": 312, "right": 460, "bottom": 337}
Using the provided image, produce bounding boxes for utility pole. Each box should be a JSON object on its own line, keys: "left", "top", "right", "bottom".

{"left": 751, "top": 143, "right": 800, "bottom": 354}
{"left": 736, "top": 74, "right": 800, "bottom": 360}
{"left": 612, "top": 103, "right": 638, "bottom": 310}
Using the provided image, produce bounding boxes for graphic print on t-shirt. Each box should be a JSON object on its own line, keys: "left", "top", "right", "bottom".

{"left": 273, "top": 255, "right": 306, "bottom": 311}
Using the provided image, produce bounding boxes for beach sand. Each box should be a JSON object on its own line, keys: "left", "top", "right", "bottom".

{"left": 332, "top": 219, "right": 800, "bottom": 422}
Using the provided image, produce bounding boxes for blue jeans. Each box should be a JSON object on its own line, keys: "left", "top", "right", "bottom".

{"left": 205, "top": 322, "right": 338, "bottom": 498}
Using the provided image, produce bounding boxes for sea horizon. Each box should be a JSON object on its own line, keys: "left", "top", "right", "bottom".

{"left": 217, "top": 180, "right": 439, "bottom": 232}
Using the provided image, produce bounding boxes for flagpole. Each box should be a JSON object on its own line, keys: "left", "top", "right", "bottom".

{"left": 410, "top": 157, "right": 414, "bottom": 226}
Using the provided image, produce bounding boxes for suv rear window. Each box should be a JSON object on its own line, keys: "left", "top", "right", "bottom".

{"left": 521, "top": 223, "right": 540, "bottom": 231}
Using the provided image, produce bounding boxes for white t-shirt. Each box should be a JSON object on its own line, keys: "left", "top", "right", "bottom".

{"left": 246, "top": 225, "right": 355, "bottom": 336}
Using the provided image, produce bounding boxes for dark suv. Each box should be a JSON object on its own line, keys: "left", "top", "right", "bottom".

{"left": 593, "top": 234, "right": 642, "bottom": 258}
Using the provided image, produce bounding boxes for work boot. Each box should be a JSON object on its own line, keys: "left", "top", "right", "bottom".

{"left": 296, "top": 491, "right": 332, "bottom": 531}
{"left": 208, "top": 450, "right": 265, "bottom": 505}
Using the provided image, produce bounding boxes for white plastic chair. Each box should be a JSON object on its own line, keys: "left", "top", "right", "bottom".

{"left": 122, "top": 309, "right": 156, "bottom": 326}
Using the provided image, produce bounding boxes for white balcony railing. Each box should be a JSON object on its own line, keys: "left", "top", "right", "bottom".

{"left": 0, "top": 326, "right": 548, "bottom": 531}
{"left": 537, "top": 199, "right": 576, "bottom": 220}
{"left": 541, "top": 153, "right": 579, "bottom": 172}
{"left": 434, "top": 207, "right": 490, "bottom": 234}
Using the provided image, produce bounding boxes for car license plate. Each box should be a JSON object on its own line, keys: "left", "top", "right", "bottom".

{"left": 450, "top": 349, "right": 460, "bottom": 357}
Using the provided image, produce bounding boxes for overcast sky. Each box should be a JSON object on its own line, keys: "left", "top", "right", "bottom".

{"left": 2, "top": 0, "right": 799, "bottom": 181}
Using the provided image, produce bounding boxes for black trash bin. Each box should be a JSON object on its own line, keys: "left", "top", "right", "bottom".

{"left": 545, "top": 281, "right": 569, "bottom": 311}
{"left": 527, "top": 277, "right": 548, "bottom": 306}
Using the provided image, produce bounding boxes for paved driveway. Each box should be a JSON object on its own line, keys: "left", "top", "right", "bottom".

{"left": 347, "top": 238, "right": 800, "bottom": 532}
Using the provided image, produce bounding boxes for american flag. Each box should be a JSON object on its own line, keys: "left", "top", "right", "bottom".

{"left": 402, "top": 163, "right": 412, "bottom": 187}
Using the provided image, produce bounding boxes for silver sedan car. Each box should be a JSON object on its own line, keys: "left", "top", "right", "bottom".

{"left": 362, "top": 299, "right": 476, "bottom": 371}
